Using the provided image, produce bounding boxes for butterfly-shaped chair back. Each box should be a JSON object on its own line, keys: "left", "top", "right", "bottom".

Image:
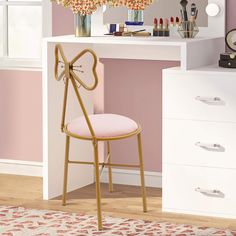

{"left": 54, "top": 44, "right": 99, "bottom": 139}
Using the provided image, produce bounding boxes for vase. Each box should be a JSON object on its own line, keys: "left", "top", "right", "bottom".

{"left": 74, "top": 14, "right": 91, "bottom": 37}
{"left": 128, "top": 10, "right": 144, "bottom": 23}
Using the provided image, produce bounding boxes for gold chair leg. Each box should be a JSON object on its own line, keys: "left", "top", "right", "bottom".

{"left": 62, "top": 135, "right": 70, "bottom": 206}
{"left": 137, "top": 133, "right": 147, "bottom": 212}
{"left": 107, "top": 141, "right": 113, "bottom": 192}
{"left": 94, "top": 141, "right": 103, "bottom": 230}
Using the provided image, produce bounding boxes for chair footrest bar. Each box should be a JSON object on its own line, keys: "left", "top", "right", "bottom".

{"left": 68, "top": 160, "right": 140, "bottom": 168}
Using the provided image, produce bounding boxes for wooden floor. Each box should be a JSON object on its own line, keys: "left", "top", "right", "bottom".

{"left": 0, "top": 174, "right": 236, "bottom": 230}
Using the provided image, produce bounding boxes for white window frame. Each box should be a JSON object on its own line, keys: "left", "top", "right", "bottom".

{"left": 0, "top": 0, "right": 52, "bottom": 69}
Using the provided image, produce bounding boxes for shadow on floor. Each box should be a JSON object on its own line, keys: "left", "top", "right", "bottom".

{"left": 54, "top": 183, "right": 161, "bottom": 200}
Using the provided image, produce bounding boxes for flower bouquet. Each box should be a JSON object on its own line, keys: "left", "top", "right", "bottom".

{"left": 52, "top": 0, "right": 154, "bottom": 36}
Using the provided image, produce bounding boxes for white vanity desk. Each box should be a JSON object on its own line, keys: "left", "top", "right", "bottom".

{"left": 43, "top": 36, "right": 224, "bottom": 70}
{"left": 42, "top": 35, "right": 224, "bottom": 199}
{"left": 43, "top": 31, "right": 236, "bottom": 221}
{"left": 42, "top": 0, "right": 235, "bottom": 221}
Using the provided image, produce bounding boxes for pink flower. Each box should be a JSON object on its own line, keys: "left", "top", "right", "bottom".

{"left": 51, "top": 0, "right": 153, "bottom": 15}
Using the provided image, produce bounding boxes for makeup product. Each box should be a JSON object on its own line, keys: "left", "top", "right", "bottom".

{"left": 164, "top": 18, "right": 170, "bottom": 37}
{"left": 170, "top": 17, "right": 174, "bottom": 27}
{"left": 153, "top": 18, "right": 158, "bottom": 36}
{"left": 189, "top": 15, "right": 195, "bottom": 22}
{"left": 119, "top": 23, "right": 125, "bottom": 33}
{"left": 189, "top": 3, "right": 197, "bottom": 38}
{"left": 133, "top": 31, "right": 151, "bottom": 36}
{"left": 180, "top": 9, "right": 184, "bottom": 22}
{"left": 132, "top": 29, "right": 146, "bottom": 35}
{"left": 191, "top": 3, "right": 198, "bottom": 20}
{"left": 113, "top": 31, "right": 123, "bottom": 36}
{"left": 195, "top": 9, "right": 198, "bottom": 19}
{"left": 180, "top": 0, "right": 188, "bottom": 21}
{"left": 176, "top": 17, "right": 180, "bottom": 26}
{"left": 122, "top": 31, "right": 132, "bottom": 36}
{"left": 191, "top": 3, "right": 197, "bottom": 17}
{"left": 170, "top": 16, "right": 178, "bottom": 36}
{"left": 109, "top": 24, "right": 117, "bottom": 34}
{"left": 189, "top": 16, "right": 195, "bottom": 38}
{"left": 125, "top": 21, "right": 144, "bottom": 26}
{"left": 159, "top": 18, "right": 164, "bottom": 36}
{"left": 121, "top": 29, "right": 148, "bottom": 37}
{"left": 180, "top": 0, "right": 189, "bottom": 37}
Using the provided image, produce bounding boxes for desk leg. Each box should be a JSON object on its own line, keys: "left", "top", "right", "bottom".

{"left": 43, "top": 42, "right": 94, "bottom": 200}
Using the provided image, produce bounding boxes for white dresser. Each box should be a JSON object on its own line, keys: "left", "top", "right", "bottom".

{"left": 162, "top": 65, "right": 236, "bottom": 219}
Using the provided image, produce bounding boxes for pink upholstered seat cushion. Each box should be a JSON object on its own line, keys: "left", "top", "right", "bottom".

{"left": 66, "top": 114, "right": 139, "bottom": 138}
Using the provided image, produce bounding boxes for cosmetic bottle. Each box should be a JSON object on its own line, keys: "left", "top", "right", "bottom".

{"left": 119, "top": 23, "right": 125, "bottom": 33}
{"left": 109, "top": 24, "right": 117, "bottom": 34}
{"left": 153, "top": 18, "right": 158, "bottom": 36}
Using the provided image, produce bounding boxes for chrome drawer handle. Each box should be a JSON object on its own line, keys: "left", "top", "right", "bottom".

{"left": 195, "top": 142, "right": 225, "bottom": 152}
{"left": 195, "top": 96, "right": 221, "bottom": 103}
{"left": 195, "top": 96, "right": 226, "bottom": 106}
{"left": 195, "top": 142, "right": 220, "bottom": 149}
{"left": 195, "top": 187, "right": 225, "bottom": 198}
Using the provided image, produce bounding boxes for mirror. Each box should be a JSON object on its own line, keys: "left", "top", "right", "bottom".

{"left": 226, "top": 29, "right": 236, "bottom": 52}
{"left": 104, "top": 0, "right": 208, "bottom": 27}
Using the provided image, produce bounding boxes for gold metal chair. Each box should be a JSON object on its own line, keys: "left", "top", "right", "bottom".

{"left": 54, "top": 44, "right": 147, "bottom": 230}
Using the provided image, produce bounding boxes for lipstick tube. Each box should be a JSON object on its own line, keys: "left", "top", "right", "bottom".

{"left": 158, "top": 18, "right": 164, "bottom": 36}
{"left": 153, "top": 18, "right": 158, "bottom": 36}
{"left": 164, "top": 18, "right": 170, "bottom": 37}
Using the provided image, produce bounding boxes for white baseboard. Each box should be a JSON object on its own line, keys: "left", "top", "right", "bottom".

{"left": 0, "top": 159, "right": 161, "bottom": 186}
{"left": 0, "top": 159, "right": 43, "bottom": 177}
{"left": 100, "top": 168, "right": 162, "bottom": 188}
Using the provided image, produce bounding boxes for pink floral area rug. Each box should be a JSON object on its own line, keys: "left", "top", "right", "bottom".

{"left": 0, "top": 206, "right": 235, "bottom": 236}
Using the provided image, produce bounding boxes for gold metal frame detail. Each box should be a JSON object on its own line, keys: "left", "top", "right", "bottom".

{"left": 54, "top": 44, "right": 147, "bottom": 230}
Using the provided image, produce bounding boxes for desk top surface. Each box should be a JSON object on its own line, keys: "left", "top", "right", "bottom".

{"left": 44, "top": 35, "right": 221, "bottom": 46}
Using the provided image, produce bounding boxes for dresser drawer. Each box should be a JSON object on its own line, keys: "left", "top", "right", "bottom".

{"left": 163, "top": 165, "right": 236, "bottom": 218}
{"left": 163, "top": 119, "right": 236, "bottom": 168}
{"left": 163, "top": 72, "right": 236, "bottom": 122}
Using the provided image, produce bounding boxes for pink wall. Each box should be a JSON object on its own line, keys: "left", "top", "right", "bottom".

{"left": 102, "top": 59, "right": 179, "bottom": 171}
{"left": 0, "top": 70, "right": 42, "bottom": 162}
{"left": 52, "top": 5, "right": 74, "bottom": 36}
{"left": 0, "top": 5, "right": 73, "bottom": 163}
{"left": 227, "top": 0, "right": 236, "bottom": 31}
{"left": 1, "top": 1, "right": 236, "bottom": 167}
